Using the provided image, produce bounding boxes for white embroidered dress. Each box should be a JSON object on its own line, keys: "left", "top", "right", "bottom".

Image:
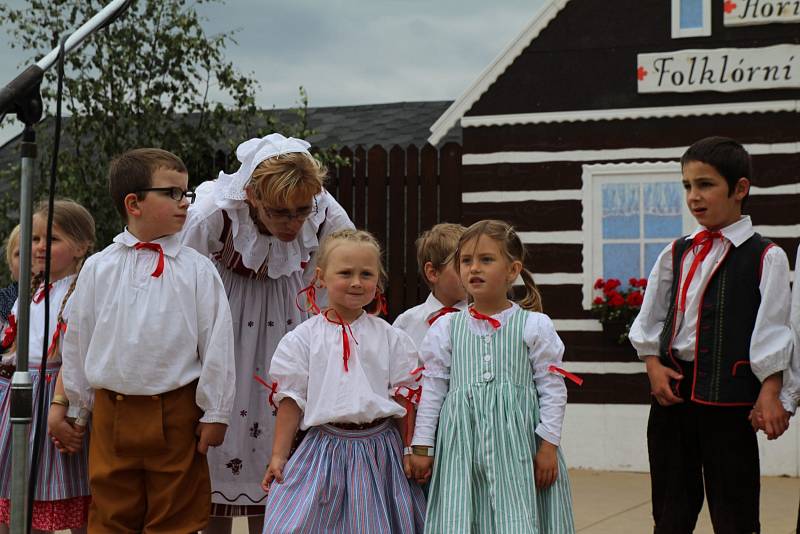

{"left": 181, "top": 179, "right": 352, "bottom": 512}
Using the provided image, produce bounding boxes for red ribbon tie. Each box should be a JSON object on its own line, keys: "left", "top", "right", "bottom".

{"left": 296, "top": 283, "right": 321, "bottom": 315}
{"left": 47, "top": 320, "right": 67, "bottom": 356}
{"left": 679, "top": 230, "right": 723, "bottom": 312}
{"left": 548, "top": 365, "right": 584, "bottom": 386}
{"left": 134, "top": 242, "right": 165, "bottom": 278}
{"left": 468, "top": 307, "right": 501, "bottom": 329}
{"left": 1, "top": 314, "right": 16, "bottom": 349}
{"left": 323, "top": 309, "right": 358, "bottom": 372}
{"left": 254, "top": 375, "right": 279, "bottom": 415}
{"left": 427, "top": 307, "right": 460, "bottom": 326}
{"left": 32, "top": 284, "right": 53, "bottom": 304}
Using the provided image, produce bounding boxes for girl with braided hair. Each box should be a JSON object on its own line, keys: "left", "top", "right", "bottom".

{"left": 0, "top": 199, "right": 94, "bottom": 534}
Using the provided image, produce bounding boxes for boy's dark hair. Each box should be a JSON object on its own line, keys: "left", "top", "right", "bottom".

{"left": 108, "top": 148, "right": 187, "bottom": 221}
{"left": 680, "top": 137, "right": 752, "bottom": 203}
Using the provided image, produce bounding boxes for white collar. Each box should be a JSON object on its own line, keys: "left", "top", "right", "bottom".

{"left": 687, "top": 215, "right": 754, "bottom": 248}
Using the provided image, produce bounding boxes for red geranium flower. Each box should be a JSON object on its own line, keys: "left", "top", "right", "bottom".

{"left": 609, "top": 292, "right": 625, "bottom": 307}
{"left": 638, "top": 278, "right": 647, "bottom": 288}
{"left": 604, "top": 279, "right": 621, "bottom": 292}
{"left": 593, "top": 296, "right": 604, "bottom": 305}
{"left": 594, "top": 278, "right": 605, "bottom": 290}
{"left": 626, "top": 291, "right": 644, "bottom": 306}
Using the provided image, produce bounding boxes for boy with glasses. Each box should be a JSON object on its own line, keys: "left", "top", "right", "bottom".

{"left": 61, "top": 147, "right": 236, "bottom": 533}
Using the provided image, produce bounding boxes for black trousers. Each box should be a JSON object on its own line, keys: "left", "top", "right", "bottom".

{"left": 647, "top": 362, "right": 760, "bottom": 534}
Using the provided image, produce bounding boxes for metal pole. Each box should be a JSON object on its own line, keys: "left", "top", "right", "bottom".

{"left": 9, "top": 126, "right": 36, "bottom": 534}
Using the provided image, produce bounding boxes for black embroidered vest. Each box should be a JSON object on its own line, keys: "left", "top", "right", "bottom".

{"left": 658, "top": 233, "right": 773, "bottom": 406}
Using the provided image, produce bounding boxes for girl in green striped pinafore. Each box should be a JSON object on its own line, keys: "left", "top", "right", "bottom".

{"left": 409, "top": 220, "right": 575, "bottom": 533}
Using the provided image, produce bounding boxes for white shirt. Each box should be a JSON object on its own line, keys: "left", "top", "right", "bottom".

{"left": 780, "top": 244, "right": 800, "bottom": 414}
{"left": 629, "top": 216, "right": 792, "bottom": 382}
{"left": 411, "top": 303, "right": 568, "bottom": 447}
{"left": 61, "top": 230, "right": 236, "bottom": 424}
{"left": 392, "top": 293, "right": 467, "bottom": 349}
{"left": 8, "top": 274, "right": 75, "bottom": 367}
{"left": 269, "top": 311, "right": 420, "bottom": 430}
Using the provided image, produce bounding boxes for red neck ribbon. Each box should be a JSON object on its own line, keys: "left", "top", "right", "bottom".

{"left": 323, "top": 308, "right": 358, "bottom": 372}
{"left": 427, "top": 306, "right": 460, "bottom": 326}
{"left": 32, "top": 284, "right": 53, "bottom": 304}
{"left": 679, "top": 230, "right": 723, "bottom": 311}
{"left": 468, "top": 307, "right": 501, "bottom": 329}
{"left": 296, "top": 283, "right": 321, "bottom": 315}
{"left": 134, "top": 242, "right": 165, "bottom": 278}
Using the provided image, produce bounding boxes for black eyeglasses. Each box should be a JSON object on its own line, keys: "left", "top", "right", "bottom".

{"left": 262, "top": 197, "right": 319, "bottom": 222}
{"left": 137, "top": 187, "right": 196, "bottom": 204}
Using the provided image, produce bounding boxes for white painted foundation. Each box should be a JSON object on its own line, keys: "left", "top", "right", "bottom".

{"left": 561, "top": 404, "right": 800, "bottom": 476}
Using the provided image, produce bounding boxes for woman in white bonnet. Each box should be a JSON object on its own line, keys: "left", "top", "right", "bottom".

{"left": 182, "top": 133, "right": 353, "bottom": 533}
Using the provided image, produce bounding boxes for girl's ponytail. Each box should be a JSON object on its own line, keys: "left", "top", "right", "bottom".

{"left": 518, "top": 268, "right": 543, "bottom": 313}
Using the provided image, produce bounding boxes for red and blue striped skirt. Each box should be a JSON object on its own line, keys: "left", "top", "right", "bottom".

{"left": 263, "top": 420, "right": 425, "bottom": 533}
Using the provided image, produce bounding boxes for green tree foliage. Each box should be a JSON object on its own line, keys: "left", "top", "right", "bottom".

{"left": 0, "top": 1, "right": 343, "bottom": 284}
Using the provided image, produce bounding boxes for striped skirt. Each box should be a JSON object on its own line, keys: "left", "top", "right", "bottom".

{"left": 263, "top": 420, "right": 426, "bottom": 533}
{"left": 0, "top": 364, "right": 90, "bottom": 501}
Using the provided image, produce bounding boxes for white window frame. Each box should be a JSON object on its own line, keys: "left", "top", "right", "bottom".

{"left": 581, "top": 161, "right": 694, "bottom": 310}
{"left": 671, "top": 0, "right": 712, "bottom": 38}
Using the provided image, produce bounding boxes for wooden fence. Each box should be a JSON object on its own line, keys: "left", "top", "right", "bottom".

{"left": 326, "top": 142, "right": 462, "bottom": 322}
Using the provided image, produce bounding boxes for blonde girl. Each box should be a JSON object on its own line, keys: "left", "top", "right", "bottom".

{"left": 261, "top": 229, "right": 425, "bottom": 533}
{"left": 0, "top": 200, "right": 94, "bottom": 534}
{"left": 409, "top": 219, "right": 575, "bottom": 533}
{"left": 1, "top": 226, "right": 21, "bottom": 362}
{"left": 181, "top": 133, "right": 353, "bottom": 533}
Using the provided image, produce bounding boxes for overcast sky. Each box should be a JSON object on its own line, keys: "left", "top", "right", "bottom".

{"left": 0, "top": 0, "right": 545, "bottom": 146}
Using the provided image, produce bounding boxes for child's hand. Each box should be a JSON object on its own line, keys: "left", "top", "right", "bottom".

{"left": 534, "top": 441, "right": 558, "bottom": 490}
{"left": 262, "top": 455, "right": 288, "bottom": 492}
{"left": 195, "top": 422, "right": 227, "bottom": 454}
{"left": 644, "top": 357, "right": 683, "bottom": 406}
{"left": 408, "top": 454, "right": 434, "bottom": 485}
{"left": 403, "top": 454, "right": 413, "bottom": 478}
{"left": 753, "top": 375, "right": 790, "bottom": 440}
{"left": 47, "top": 403, "right": 84, "bottom": 454}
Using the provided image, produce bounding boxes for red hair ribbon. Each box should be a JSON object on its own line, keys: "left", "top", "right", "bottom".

{"left": 370, "top": 289, "right": 388, "bottom": 316}
{"left": 254, "top": 374, "right": 279, "bottom": 415}
{"left": 411, "top": 366, "right": 425, "bottom": 382}
{"left": 134, "top": 242, "right": 165, "bottom": 278}
{"left": 323, "top": 309, "right": 358, "bottom": 372}
{"left": 679, "top": 230, "right": 723, "bottom": 312}
{"left": 548, "top": 365, "right": 584, "bottom": 386}
{"left": 296, "top": 282, "right": 321, "bottom": 315}
{"left": 46, "top": 320, "right": 67, "bottom": 357}
{"left": 1, "top": 314, "right": 16, "bottom": 349}
{"left": 468, "top": 307, "right": 501, "bottom": 329}
{"left": 427, "top": 307, "right": 459, "bottom": 326}
{"left": 32, "top": 284, "right": 53, "bottom": 304}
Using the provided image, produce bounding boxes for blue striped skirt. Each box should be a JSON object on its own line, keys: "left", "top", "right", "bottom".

{"left": 0, "top": 364, "right": 90, "bottom": 500}
{"left": 263, "top": 420, "right": 426, "bottom": 533}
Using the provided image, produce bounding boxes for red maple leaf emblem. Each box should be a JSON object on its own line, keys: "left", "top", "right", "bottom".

{"left": 724, "top": 0, "right": 737, "bottom": 13}
{"left": 637, "top": 66, "right": 648, "bottom": 81}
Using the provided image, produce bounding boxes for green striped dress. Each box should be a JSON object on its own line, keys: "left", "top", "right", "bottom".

{"left": 425, "top": 307, "right": 575, "bottom": 533}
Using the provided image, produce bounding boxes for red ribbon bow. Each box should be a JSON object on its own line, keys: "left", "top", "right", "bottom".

{"left": 324, "top": 309, "right": 358, "bottom": 372}
{"left": 410, "top": 365, "right": 425, "bottom": 382}
{"left": 548, "top": 365, "right": 584, "bottom": 386}
{"left": 375, "top": 291, "right": 388, "bottom": 316}
{"left": 468, "top": 307, "right": 501, "bottom": 329}
{"left": 254, "top": 375, "right": 279, "bottom": 415}
{"left": 1, "top": 314, "right": 16, "bottom": 349}
{"left": 134, "top": 242, "right": 165, "bottom": 278}
{"left": 32, "top": 284, "right": 53, "bottom": 304}
{"left": 679, "top": 230, "right": 723, "bottom": 312}
{"left": 47, "top": 320, "right": 67, "bottom": 356}
{"left": 296, "top": 283, "right": 321, "bottom": 315}
{"left": 427, "top": 306, "right": 460, "bottom": 326}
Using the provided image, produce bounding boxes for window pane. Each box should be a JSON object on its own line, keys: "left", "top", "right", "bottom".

{"left": 645, "top": 242, "right": 670, "bottom": 278}
{"left": 680, "top": 0, "right": 704, "bottom": 29}
{"left": 602, "top": 183, "right": 640, "bottom": 239}
{"left": 604, "top": 243, "right": 640, "bottom": 283}
{"left": 644, "top": 182, "right": 684, "bottom": 238}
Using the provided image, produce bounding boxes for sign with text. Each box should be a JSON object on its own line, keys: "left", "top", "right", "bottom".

{"left": 637, "top": 45, "right": 800, "bottom": 93}
{"left": 723, "top": 0, "right": 800, "bottom": 26}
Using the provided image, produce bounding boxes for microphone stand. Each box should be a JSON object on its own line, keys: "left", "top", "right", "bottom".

{"left": 0, "top": 2, "right": 132, "bottom": 532}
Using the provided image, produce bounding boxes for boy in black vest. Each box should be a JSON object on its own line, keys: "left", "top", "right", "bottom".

{"left": 629, "top": 136, "right": 792, "bottom": 534}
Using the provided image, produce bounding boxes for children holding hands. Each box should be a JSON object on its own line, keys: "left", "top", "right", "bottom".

{"left": 629, "top": 137, "right": 793, "bottom": 533}
{"left": 410, "top": 220, "right": 575, "bottom": 533}
{"left": 262, "top": 229, "right": 425, "bottom": 533}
